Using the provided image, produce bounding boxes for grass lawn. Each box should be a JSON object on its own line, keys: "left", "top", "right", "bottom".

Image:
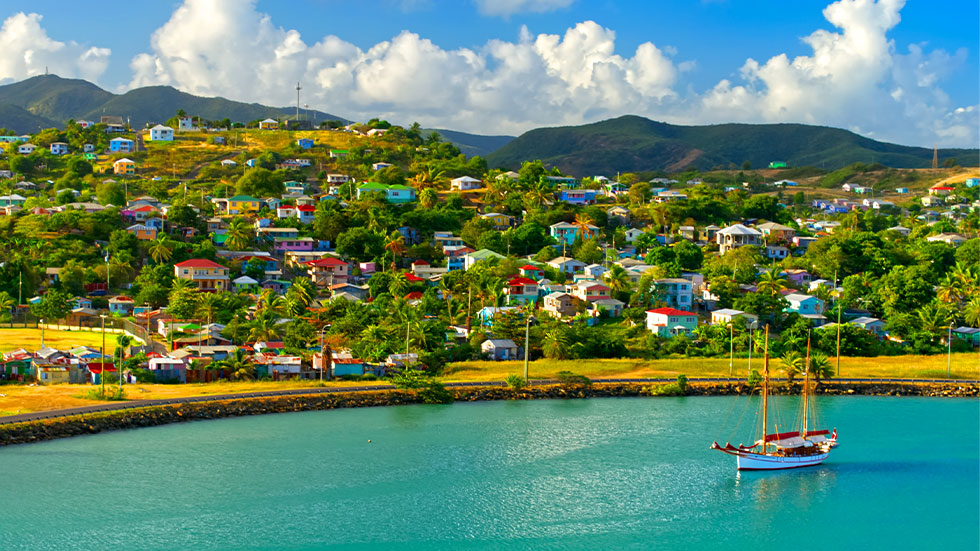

{"left": 0, "top": 380, "right": 385, "bottom": 417}
{"left": 0, "top": 328, "right": 123, "bottom": 354}
{"left": 443, "top": 353, "right": 980, "bottom": 382}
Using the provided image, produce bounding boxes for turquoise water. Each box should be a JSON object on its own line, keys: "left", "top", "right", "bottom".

{"left": 0, "top": 396, "right": 976, "bottom": 550}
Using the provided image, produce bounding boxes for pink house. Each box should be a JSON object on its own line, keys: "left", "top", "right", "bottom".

{"left": 305, "top": 257, "right": 349, "bottom": 286}
{"left": 571, "top": 282, "right": 611, "bottom": 303}
{"left": 274, "top": 237, "right": 315, "bottom": 253}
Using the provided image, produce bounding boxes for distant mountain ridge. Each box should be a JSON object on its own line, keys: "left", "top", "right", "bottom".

{"left": 486, "top": 115, "right": 979, "bottom": 175}
{"left": 425, "top": 128, "right": 514, "bottom": 158}
{"left": 0, "top": 74, "right": 348, "bottom": 131}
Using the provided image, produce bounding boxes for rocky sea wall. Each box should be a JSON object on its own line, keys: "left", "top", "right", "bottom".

{"left": 0, "top": 382, "right": 976, "bottom": 447}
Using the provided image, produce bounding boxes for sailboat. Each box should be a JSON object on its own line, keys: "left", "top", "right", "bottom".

{"left": 711, "top": 326, "right": 838, "bottom": 470}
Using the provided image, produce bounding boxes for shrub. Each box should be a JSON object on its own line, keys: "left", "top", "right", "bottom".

{"left": 556, "top": 370, "right": 591, "bottom": 387}
{"left": 418, "top": 380, "right": 454, "bottom": 404}
{"left": 646, "top": 374, "right": 689, "bottom": 396}
{"left": 748, "top": 369, "right": 763, "bottom": 387}
{"left": 505, "top": 374, "right": 528, "bottom": 391}
{"left": 84, "top": 387, "right": 126, "bottom": 401}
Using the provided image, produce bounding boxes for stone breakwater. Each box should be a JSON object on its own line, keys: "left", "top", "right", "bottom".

{"left": 0, "top": 382, "right": 977, "bottom": 447}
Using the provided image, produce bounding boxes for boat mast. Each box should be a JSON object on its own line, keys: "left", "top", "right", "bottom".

{"left": 762, "top": 325, "right": 770, "bottom": 454}
{"left": 803, "top": 332, "right": 811, "bottom": 440}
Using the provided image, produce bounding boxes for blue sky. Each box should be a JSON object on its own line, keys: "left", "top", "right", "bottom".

{"left": 2, "top": 0, "right": 978, "bottom": 147}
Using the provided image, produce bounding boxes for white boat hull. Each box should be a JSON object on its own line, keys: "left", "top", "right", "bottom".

{"left": 736, "top": 451, "right": 829, "bottom": 470}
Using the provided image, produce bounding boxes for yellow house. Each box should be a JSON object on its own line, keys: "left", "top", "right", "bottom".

{"left": 113, "top": 158, "right": 136, "bottom": 175}
{"left": 226, "top": 195, "right": 261, "bottom": 214}
{"left": 479, "top": 212, "right": 514, "bottom": 231}
{"left": 258, "top": 118, "right": 279, "bottom": 130}
{"left": 36, "top": 365, "right": 70, "bottom": 384}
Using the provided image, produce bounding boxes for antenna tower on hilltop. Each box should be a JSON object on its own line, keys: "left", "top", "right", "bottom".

{"left": 932, "top": 144, "right": 938, "bottom": 169}
{"left": 295, "top": 82, "right": 302, "bottom": 124}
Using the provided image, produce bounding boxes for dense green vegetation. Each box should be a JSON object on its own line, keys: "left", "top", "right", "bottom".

{"left": 486, "top": 115, "right": 979, "bottom": 175}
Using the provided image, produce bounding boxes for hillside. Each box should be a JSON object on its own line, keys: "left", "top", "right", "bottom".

{"left": 486, "top": 115, "right": 979, "bottom": 175}
{"left": 0, "top": 104, "right": 60, "bottom": 134}
{"left": 425, "top": 128, "right": 514, "bottom": 158}
{"left": 0, "top": 75, "right": 347, "bottom": 131}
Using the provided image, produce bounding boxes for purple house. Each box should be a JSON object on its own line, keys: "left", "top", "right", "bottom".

{"left": 273, "top": 237, "right": 315, "bottom": 253}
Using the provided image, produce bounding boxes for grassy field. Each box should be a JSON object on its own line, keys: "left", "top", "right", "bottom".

{"left": 443, "top": 353, "right": 980, "bottom": 382}
{"left": 0, "top": 380, "right": 381, "bottom": 416}
{"left": 0, "top": 328, "right": 123, "bottom": 354}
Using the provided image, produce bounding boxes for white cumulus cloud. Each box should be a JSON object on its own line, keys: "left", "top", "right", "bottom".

{"left": 0, "top": 12, "right": 110, "bottom": 84}
{"left": 120, "top": 0, "right": 976, "bottom": 147}
{"left": 696, "top": 0, "right": 975, "bottom": 146}
{"left": 127, "top": 0, "right": 680, "bottom": 135}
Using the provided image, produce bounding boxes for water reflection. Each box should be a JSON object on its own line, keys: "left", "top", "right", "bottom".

{"left": 734, "top": 467, "right": 838, "bottom": 512}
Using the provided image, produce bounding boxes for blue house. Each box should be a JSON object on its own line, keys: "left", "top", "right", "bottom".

{"left": 297, "top": 138, "right": 314, "bottom": 149}
{"left": 549, "top": 221, "right": 599, "bottom": 246}
{"left": 73, "top": 297, "right": 93, "bottom": 309}
{"left": 965, "top": 178, "right": 980, "bottom": 188}
{"left": 109, "top": 137, "right": 134, "bottom": 153}
{"left": 559, "top": 190, "right": 598, "bottom": 205}
{"left": 476, "top": 306, "right": 519, "bottom": 326}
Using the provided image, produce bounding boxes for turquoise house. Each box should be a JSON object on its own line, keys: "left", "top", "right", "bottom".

{"left": 356, "top": 182, "right": 416, "bottom": 203}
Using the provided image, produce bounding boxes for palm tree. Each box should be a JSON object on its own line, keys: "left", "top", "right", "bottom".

{"left": 780, "top": 350, "right": 804, "bottom": 383}
{"left": 170, "top": 277, "right": 197, "bottom": 293}
{"left": 936, "top": 273, "right": 961, "bottom": 305}
{"left": 572, "top": 213, "right": 595, "bottom": 241}
{"left": 0, "top": 291, "right": 15, "bottom": 327}
{"left": 196, "top": 292, "right": 220, "bottom": 324}
{"left": 389, "top": 273, "right": 409, "bottom": 298}
{"left": 225, "top": 218, "right": 253, "bottom": 251}
{"left": 965, "top": 296, "right": 980, "bottom": 329}
{"left": 410, "top": 166, "right": 445, "bottom": 191}
{"left": 756, "top": 268, "right": 788, "bottom": 297}
{"left": 484, "top": 177, "right": 510, "bottom": 207}
{"left": 523, "top": 179, "right": 551, "bottom": 211}
{"left": 148, "top": 235, "right": 174, "bottom": 264}
{"left": 219, "top": 348, "right": 256, "bottom": 381}
{"left": 809, "top": 352, "right": 832, "bottom": 382}
{"left": 247, "top": 316, "right": 282, "bottom": 342}
{"left": 419, "top": 188, "right": 437, "bottom": 209}
{"left": 542, "top": 326, "right": 570, "bottom": 360}
{"left": 603, "top": 265, "right": 632, "bottom": 299}
{"left": 917, "top": 302, "right": 952, "bottom": 337}
{"left": 384, "top": 231, "right": 406, "bottom": 271}
{"left": 255, "top": 288, "right": 285, "bottom": 316}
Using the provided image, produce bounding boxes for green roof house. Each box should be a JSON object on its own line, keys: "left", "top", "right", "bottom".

{"left": 356, "top": 182, "right": 416, "bottom": 203}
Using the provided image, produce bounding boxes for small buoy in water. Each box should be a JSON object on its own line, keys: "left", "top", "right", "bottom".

{"left": 368, "top": 439, "right": 372, "bottom": 443}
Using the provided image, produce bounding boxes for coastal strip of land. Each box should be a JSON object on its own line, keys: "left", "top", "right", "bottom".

{"left": 0, "top": 379, "right": 977, "bottom": 447}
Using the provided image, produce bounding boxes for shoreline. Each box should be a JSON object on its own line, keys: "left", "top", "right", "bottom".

{"left": 1, "top": 381, "right": 977, "bottom": 447}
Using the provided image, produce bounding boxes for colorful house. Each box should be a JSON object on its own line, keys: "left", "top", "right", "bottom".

{"left": 274, "top": 237, "right": 315, "bottom": 253}
{"left": 126, "top": 224, "right": 157, "bottom": 240}
{"left": 505, "top": 277, "right": 538, "bottom": 305}
{"left": 258, "top": 119, "right": 279, "bottom": 130}
{"left": 549, "top": 222, "right": 599, "bottom": 246}
{"left": 646, "top": 308, "right": 698, "bottom": 337}
{"left": 174, "top": 259, "right": 230, "bottom": 292}
{"left": 559, "top": 189, "right": 599, "bottom": 205}
{"left": 519, "top": 265, "right": 545, "bottom": 280}
{"left": 225, "top": 195, "right": 261, "bottom": 215}
{"left": 149, "top": 125, "right": 174, "bottom": 141}
{"left": 109, "top": 137, "right": 135, "bottom": 152}
{"left": 543, "top": 292, "right": 577, "bottom": 318}
{"left": 355, "top": 182, "right": 416, "bottom": 203}
{"left": 305, "top": 257, "right": 349, "bottom": 286}
{"left": 113, "top": 158, "right": 136, "bottom": 175}
{"left": 50, "top": 142, "right": 69, "bottom": 155}
{"left": 570, "top": 282, "right": 611, "bottom": 303}
{"left": 108, "top": 296, "right": 135, "bottom": 315}
{"left": 297, "top": 138, "right": 314, "bottom": 149}
{"left": 450, "top": 176, "right": 482, "bottom": 191}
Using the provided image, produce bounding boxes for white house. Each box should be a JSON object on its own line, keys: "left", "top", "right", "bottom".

{"left": 482, "top": 339, "right": 519, "bottom": 361}
{"left": 450, "top": 176, "right": 482, "bottom": 191}
{"left": 178, "top": 116, "right": 196, "bottom": 131}
{"left": 49, "top": 142, "right": 68, "bottom": 155}
{"left": 716, "top": 224, "right": 763, "bottom": 254}
{"left": 149, "top": 125, "right": 174, "bottom": 141}
{"left": 547, "top": 256, "right": 586, "bottom": 274}
{"left": 17, "top": 143, "right": 36, "bottom": 154}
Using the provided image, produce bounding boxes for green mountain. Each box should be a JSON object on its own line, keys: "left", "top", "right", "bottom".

{"left": 0, "top": 104, "right": 60, "bottom": 134}
{"left": 0, "top": 74, "right": 347, "bottom": 131}
{"left": 486, "top": 115, "right": 979, "bottom": 174}
{"left": 425, "top": 128, "right": 514, "bottom": 158}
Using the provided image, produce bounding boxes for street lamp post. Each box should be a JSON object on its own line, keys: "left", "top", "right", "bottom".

{"left": 523, "top": 309, "right": 532, "bottom": 382}
{"left": 100, "top": 314, "right": 107, "bottom": 396}
{"left": 318, "top": 326, "right": 328, "bottom": 383}
{"left": 40, "top": 319, "right": 44, "bottom": 347}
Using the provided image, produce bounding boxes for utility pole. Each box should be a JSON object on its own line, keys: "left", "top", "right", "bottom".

{"left": 728, "top": 323, "right": 734, "bottom": 376}
{"left": 835, "top": 271, "right": 841, "bottom": 377}
{"left": 523, "top": 307, "right": 532, "bottom": 382}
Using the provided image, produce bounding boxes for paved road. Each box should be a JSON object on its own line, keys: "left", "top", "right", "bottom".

{"left": 1, "top": 377, "right": 976, "bottom": 426}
